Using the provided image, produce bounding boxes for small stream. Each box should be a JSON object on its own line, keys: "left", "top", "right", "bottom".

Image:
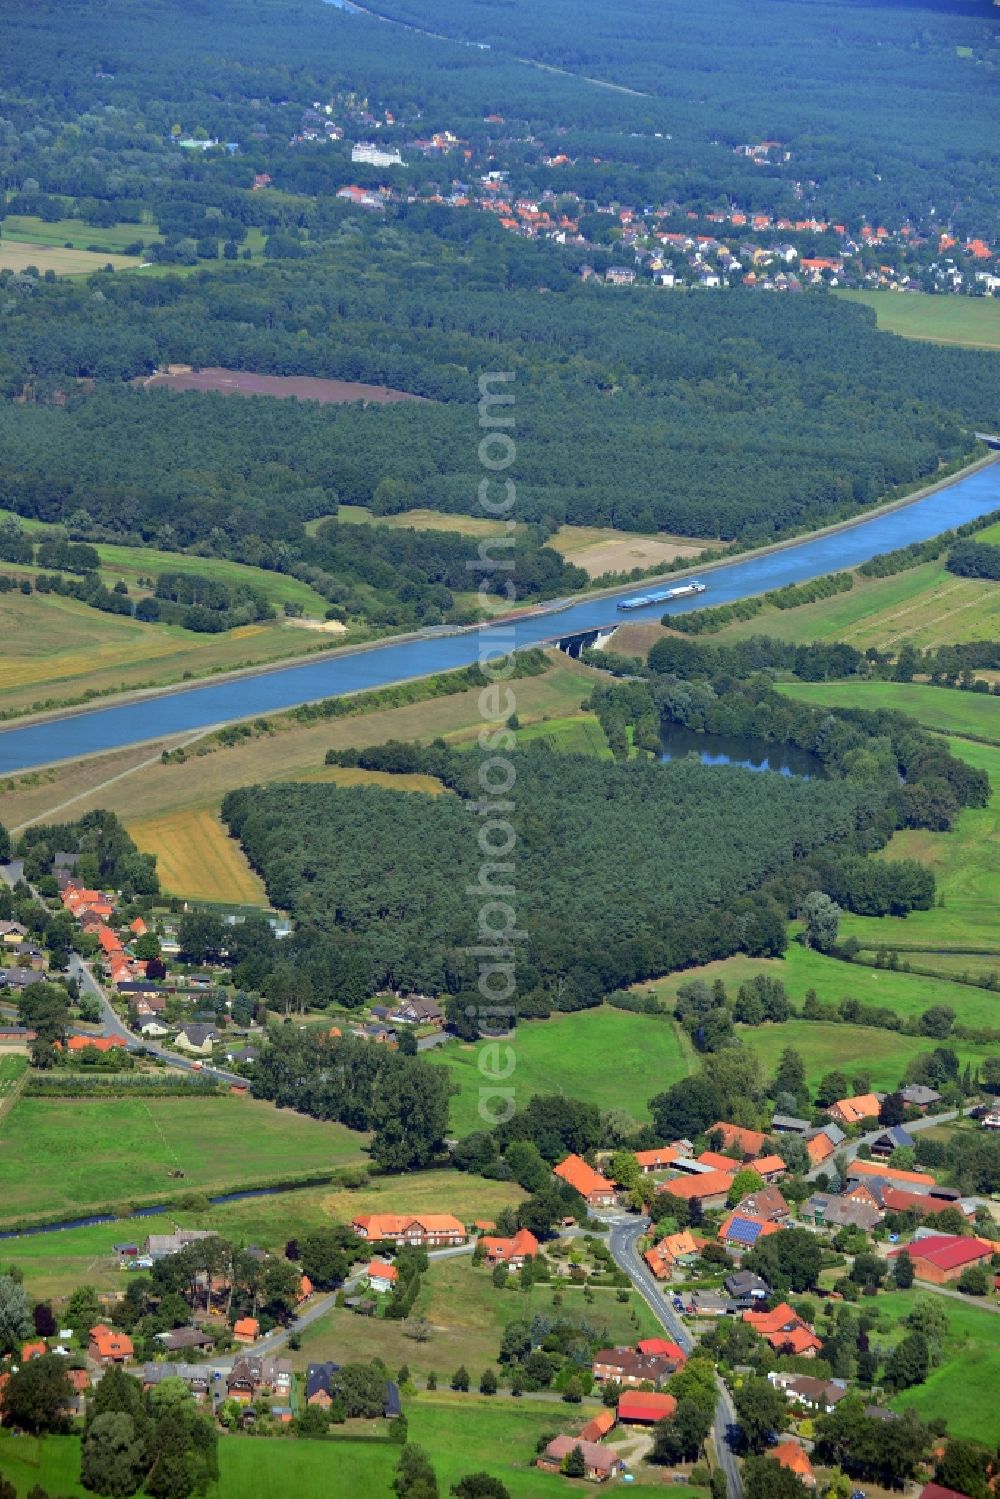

{"left": 0, "top": 1180, "right": 320, "bottom": 1242}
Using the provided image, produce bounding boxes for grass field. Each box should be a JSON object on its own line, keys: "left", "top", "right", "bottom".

{"left": 0, "top": 1398, "right": 697, "bottom": 1499}
{"left": 645, "top": 937, "right": 1000, "bottom": 1030}
{"left": 291, "top": 765, "right": 448, "bottom": 794}
{"left": 0, "top": 1095, "right": 368, "bottom": 1223}
{"left": 429, "top": 1007, "right": 690, "bottom": 1134}
{"left": 837, "top": 289, "right": 1000, "bottom": 350}
{"left": 731, "top": 1019, "right": 990, "bottom": 1093}
{"left": 715, "top": 560, "right": 1000, "bottom": 652}
{"left": 293, "top": 1250, "right": 662, "bottom": 1384}
{"left": 777, "top": 679, "right": 1000, "bottom": 743}
{"left": 0, "top": 652, "right": 598, "bottom": 830}
{"left": 0, "top": 240, "right": 139, "bottom": 275}
{"left": 875, "top": 1291, "right": 1000, "bottom": 1443}
{"left": 127, "top": 807, "right": 269, "bottom": 905}
{"left": 3, "top": 1172, "right": 524, "bottom": 1304}
{"left": 509, "top": 710, "right": 612, "bottom": 756}
{"left": 839, "top": 738, "right": 1000, "bottom": 966}
{"left": 334, "top": 504, "right": 507, "bottom": 537}
{"left": 2, "top": 213, "right": 161, "bottom": 252}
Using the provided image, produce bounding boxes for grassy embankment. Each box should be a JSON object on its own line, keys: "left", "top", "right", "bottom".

{"left": 836, "top": 288, "right": 1000, "bottom": 351}
{"left": 429, "top": 1006, "right": 689, "bottom": 1135}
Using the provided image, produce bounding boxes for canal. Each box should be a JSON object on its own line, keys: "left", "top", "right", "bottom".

{"left": 0, "top": 461, "right": 996, "bottom": 774}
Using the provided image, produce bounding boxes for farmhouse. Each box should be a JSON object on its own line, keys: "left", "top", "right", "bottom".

{"left": 145, "top": 1229, "right": 215, "bottom": 1259}
{"left": 634, "top": 1146, "right": 682, "bottom": 1172}
{"left": 592, "top": 1346, "right": 679, "bottom": 1385}
{"left": 801, "top": 1193, "right": 882, "bottom": 1232}
{"left": 553, "top": 1154, "right": 617, "bottom": 1208}
{"left": 847, "top": 1159, "right": 937, "bottom": 1189}
{"left": 658, "top": 1169, "right": 733, "bottom": 1210}
{"left": 710, "top": 1122, "right": 766, "bottom": 1160}
{"left": 536, "top": 1436, "right": 624, "bottom": 1482}
{"left": 351, "top": 1213, "right": 467, "bottom": 1247}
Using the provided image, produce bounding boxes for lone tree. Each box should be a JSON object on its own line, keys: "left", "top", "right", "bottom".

{"left": 801, "top": 891, "right": 841, "bottom": 953}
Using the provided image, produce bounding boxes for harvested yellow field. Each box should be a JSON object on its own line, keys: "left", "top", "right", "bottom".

{"left": 127, "top": 807, "right": 268, "bottom": 906}
{"left": 548, "top": 524, "right": 706, "bottom": 578}
{"left": 292, "top": 765, "right": 448, "bottom": 794}
{"left": 0, "top": 240, "right": 139, "bottom": 275}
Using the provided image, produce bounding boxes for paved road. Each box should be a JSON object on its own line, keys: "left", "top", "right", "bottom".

{"left": 65, "top": 951, "right": 247, "bottom": 1087}
{"left": 806, "top": 1105, "right": 981, "bottom": 1181}
{"left": 608, "top": 1215, "right": 742, "bottom": 1499}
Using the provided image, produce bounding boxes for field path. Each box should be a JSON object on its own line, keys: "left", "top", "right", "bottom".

{"left": 7, "top": 731, "right": 207, "bottom": 835}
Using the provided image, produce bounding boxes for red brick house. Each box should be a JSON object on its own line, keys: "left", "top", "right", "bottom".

{"left": 553, "top": 1154, "right": 617, "bottom": 1208}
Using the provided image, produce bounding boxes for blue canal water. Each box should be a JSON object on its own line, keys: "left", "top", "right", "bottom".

{"left": 0, "top": 463, "right": 996, "bottom": 774}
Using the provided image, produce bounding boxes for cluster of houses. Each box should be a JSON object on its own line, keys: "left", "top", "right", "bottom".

{"left": 0, "top": 918, "right": 49, "bottom": 992}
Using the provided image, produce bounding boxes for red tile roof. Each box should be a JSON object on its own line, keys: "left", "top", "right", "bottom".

{"left": 660, "top": 1169, "right": 734, "bottom": 1201}
{"left": 618, "top": 1391, "right": 677, "bottom": 1423}
{"left": 710, "top": 1122, "right": 766, "bottom": 1157}
{"left": 851, "top": 1160, "right": 936, "bottom": 1187}
{"left": 696, "top": 1150, "right": 741, "bottom": 1173}
{"left": 554, "top": 1153, "right": 616, "bottom": 1199}
{"left": 893, "top": 1235, "right": 994, "bottom": 1272}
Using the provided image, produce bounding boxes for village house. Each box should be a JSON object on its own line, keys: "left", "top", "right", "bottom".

{"left": 743, "top": 1303, "right": 822, "bottom": 1357}
{"left": 0, "top": 966, "right": 45, "bottom": 991}
{"left": 553, "top": 1154, "right": 617, "bottom": 1209}
{"left": 828, "top": 1093, "right": 882, "bottom": 1127}
{"left": 306, "top": 1362, "right": 341, "bottom": 1406}
{"left": 899, "top": 1084, "right": 941, "bottom": 1112}
{"left": 232, "top": 1318, "right": 259, "bottom": 1345}
{"left": 735, "top": 1186, "right": 789, "bottom": 1223}
{"left": 174, "top": 1023, "right": 218, "bottom": 1055}
{"left": 366, "top": 1259, "right": 398, "bottom": 1294}
{"left": 644, "top": 1229, "right": 701, "bottom": 1278}
{"left": 768, "top": 1372, "right": 848, "bottom": 1414}
{"left": 723, "top": 1270, "right": 770, "bottom": 1308}
{"left": 351, "top": 1212, "right": 467, "bottom": 1248}
{"left": 226, "top": 1354, "right": 292, "bottom": 1402}
{"left": 142, "top": 1363, "right": 211, "bottom": 1401}
{"left": 870, "top": 1126, "right": 914, "bottom": 1158}
{"left": 0, "top": 921, "right": 28, "bottom": 946}
{"left": 717, "top": 1211, "right": 782, "bottom": 1253}
{"left": 89, "top": 1324, "right": 134, "bottom": 1365}
{"left": 770, "top": 1439, "right": 816, "bottom": 1488}
{"left": 157, "top": 1327, "right": 216, "bottom": 1354}
{"left": 769, "top": 1113, "right": 811, "bottom": 1135}
{"left": 846, "top": 1159, "right": 937, "bottom": 1189}
{"left": 388, "top": 996, "right": 443, "bottom": 1027}
{"left": 804, "top": 1123, "right": 845, "bottom": 1168}
{"left": 536, "top": 1436, "right": 624, "bottom": 1483}
{"left": 480, "top": 1227, "right": 539, "bottom": 1270}
{"left": 749, "top": 1154, "right": 787, "bottom": 1183}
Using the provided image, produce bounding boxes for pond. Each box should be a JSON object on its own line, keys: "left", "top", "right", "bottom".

{"left": 659, "top": 722, "right": 823, "bottom": 778}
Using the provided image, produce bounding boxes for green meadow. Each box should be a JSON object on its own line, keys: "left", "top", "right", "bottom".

{"left": 732, "top": 1018, "right": 989, "bottom": 1093}
{"left": 429, "top": 1007, "right": 690, "bottom": 1134}
{"left": 776, "top": 679, "right": 1000, "bottom": 743}
{"left": 876, "top": 1291, "right": 1000, "bottom": 1444}
{"left": 836, "top": 289, "right": 1000, "bottom": 351}
{"left": 0, "top": 1095, "right": 368, "bottom": 1224}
